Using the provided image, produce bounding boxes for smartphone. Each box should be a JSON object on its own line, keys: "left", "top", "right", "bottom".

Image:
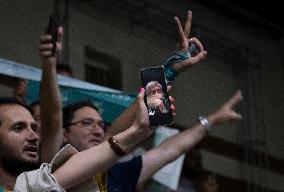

{"left": 47, "top": 14, "right": 61, "bottom": 56}
{"left": 140, "top": 66, "right": 173, "bottom": 126}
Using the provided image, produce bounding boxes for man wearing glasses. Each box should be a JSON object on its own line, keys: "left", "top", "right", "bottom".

{"left": 63, "top": 102, "right": 106, "bottom": 152}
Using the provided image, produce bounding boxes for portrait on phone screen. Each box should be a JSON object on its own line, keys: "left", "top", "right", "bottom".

{"left": 140, "top": 66, "right": 172, "bottom": 126}
{"left": 145, "top": 81, "right": 169, "bottom": 116}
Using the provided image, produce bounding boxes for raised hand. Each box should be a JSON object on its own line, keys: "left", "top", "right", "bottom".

{"left": 171, "top": 10, "right": 207, "bottom": 72}
{"left": 133, "top": 88, "right": 152, "bottom": 138}
{"left": 167, "top": 85, "right": 176, "bottom": 117}
{"left": 209, "top": 90, "right": 243, "bottom": 125}
{"left": 39, "top": 27, "right": 63, "bottom": 62}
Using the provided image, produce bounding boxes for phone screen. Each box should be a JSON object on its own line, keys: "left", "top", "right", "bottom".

{"left": 140, "top": 66, "right": 172, "bottom": 126}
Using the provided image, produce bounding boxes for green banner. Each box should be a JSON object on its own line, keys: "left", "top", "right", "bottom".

{"left": 25, "top": 80, "right": 136, "bottom": 123}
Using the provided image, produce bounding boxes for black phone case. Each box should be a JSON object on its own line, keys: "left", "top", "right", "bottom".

{"left": 140, "top": 66, "right": 173, "bottom": 126}
{"left": 47, "top": 14, "right": 60, "bottom": 56}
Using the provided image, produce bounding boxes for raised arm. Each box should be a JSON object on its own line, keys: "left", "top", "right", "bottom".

{"left": 39, "top": 27, "right": 64, "bottom": 163}
{"left": 106, "top": 13, "right": 201, "bottom": 138}
{"left": 171, "top": 10, "right": 207, "bottom": 72}
{"left": 163, "top": 10, "right": 207, "bottom": 85}
{"left": 52, "top": 89, "right": 152, "bottom": 189}
{"left": 104, "top": 98, "right": 139, "bottom": 139}
{"left": 136, "top": 90, "right": 243, "bottom": 188}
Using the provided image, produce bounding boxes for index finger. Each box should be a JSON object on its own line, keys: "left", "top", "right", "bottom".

{"left": 184, "top": 10, "right": 192, "bottom": 37}
{"left": 226, "top": 90, "right": 243, "bottom": 108}
{"left": 57, "top": 26, "right": 64, "bottom": 44}
{"left": 174, "top": 16, "right": 187, "bottom": 44}
{"left": 167, "top": 85, "right": 172, "bottom": 92}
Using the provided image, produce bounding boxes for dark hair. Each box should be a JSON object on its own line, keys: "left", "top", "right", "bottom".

{"left": 0, "top": 97, "right": 33, "bottom": 126}
{"left": 63, "top": 101, "right": 99, "bottom": 129}
{"left": 56, "top": 63, "right": 73, "bottom": 76}
{"left": 29, "top": 100, "right": 39, "bottom": 108}
{"left": 29, "top": 100, "right": 40, "bottom": 115}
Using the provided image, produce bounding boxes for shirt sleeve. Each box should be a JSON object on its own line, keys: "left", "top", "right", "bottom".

{"left": 14, "top": 163, "right": 66, "bottom": 192}
{"left": 14, "top": 144, "right": 99, "bottom": 192}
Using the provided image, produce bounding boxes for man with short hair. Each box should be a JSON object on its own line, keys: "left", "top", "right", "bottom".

{"left": 0, "top": 88, "right": 154, "bottom": 191}
{"left": 62, "top": 101, "right": 105, "bottom": 152}
{"left": 0, "top": 98, "right": 39, "bottom": 191}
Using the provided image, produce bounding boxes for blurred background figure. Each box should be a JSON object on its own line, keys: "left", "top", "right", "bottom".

{"left": 177, "top": 146, "right": 203, "bottom": 192}
{"left": 56, "top": 62, "right": 73, "bottom": 77}
{"left": 197, "top": 171, "right": 219, "bottom": 192}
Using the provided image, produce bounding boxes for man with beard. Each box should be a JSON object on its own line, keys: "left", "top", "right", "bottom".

{"left": 0, "top": 88, "right": 154, "bottom": 191}
{"left": 0, "top": 98, "right": 40, "bottom": 191}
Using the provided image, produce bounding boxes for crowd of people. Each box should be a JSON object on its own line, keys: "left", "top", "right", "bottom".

{"left": 0, "top": 10, "right": 242, "bottom": 192}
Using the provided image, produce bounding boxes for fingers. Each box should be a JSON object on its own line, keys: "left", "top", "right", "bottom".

{"left": 39, "top": 37, "right": 53, "bottom": 58}
{"left": 231, "top": 111, "right": 242, "bottom": 120}
{"left": 167, "top": 85, "right": 172, "bottom": 92}
{"left": 226, "top": 90, "right": 243, "bottom": 108}
{"left": 57, "top": 26, "right": 63, "bottom": 43}
{"left": 187, "top": 51, "right": 207, "bottom": 65}
{"left": 38, "top": 43, "right": 53, "bottom": 51}
{"left": 174, "top": 16, "right": 186, "bottom": 44}
{"left": 40, "top": 50, "right": 52, "bottom": 57}
{"left": 137, "top": 88, "right": 146, "bottom": 104}
{"left": 169, "top": 95, "right": 175, "bottom": 104}
{"left": 171, "top": 50, "right": 207, "bottom": 72}
{"left": 39, "top": 27, "right": 63, "bottom": 58}
{"left": 189, "top": 37, "right": 204, "bottom": 52}
{"left": 170, "top": 103, "right": 176, "bottom": 111}
{"left": 184, "top": 10, "right": 192, "bottom": 37}
{"left": 170, "top": 103, "right": 176, "bottom": 117}
{"left": 55, "top": 27, "right": 64, "bottom": 54}
{"left": 169, "top": 95, "right": 176, "bottom": 117}
{"left": 39, "top": 34, "right": 52, "bottom": 43}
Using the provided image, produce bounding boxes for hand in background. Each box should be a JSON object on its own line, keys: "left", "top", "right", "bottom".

{"left": 172, "top": 10, "right": 207, "bottom": 72}
{"left": 209, "top": 90, "right": 243, "bottom": 125}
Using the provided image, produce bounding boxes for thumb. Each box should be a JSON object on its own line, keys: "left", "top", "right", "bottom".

{"left": 231, "top": 111, "right": 242, "bottom": 120}
{"left": 190, "top": 51, "right": 207, "bottom": 63}
{"left": 137, "top": 88, "right": 147, "bottom": 110}
{"left": 137, "top": 88, "right": 145, "bottom": 101}
{"left": 57, "top": 26, "right": 64, "bottom": 44}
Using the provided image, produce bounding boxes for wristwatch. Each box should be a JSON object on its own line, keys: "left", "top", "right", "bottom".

{"left": 197, "top": 116, "right": 212, "bottom": 132}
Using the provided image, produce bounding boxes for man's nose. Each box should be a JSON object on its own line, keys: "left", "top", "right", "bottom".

{"left": 92, "top": 124, "right": 105, "bottom": 134}
{"left": 27, "top": 128, "right": 40, "bottom": 141}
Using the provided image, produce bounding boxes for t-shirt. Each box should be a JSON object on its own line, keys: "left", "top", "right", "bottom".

{"left": 107, "top": 156, "right": 142, "bottom": 192}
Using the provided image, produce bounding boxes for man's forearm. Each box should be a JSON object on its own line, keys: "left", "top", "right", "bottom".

{"left": 53, "top": 124, "right": 149, "bottom": 189}
{"left": 40, "top": 59, "right": 63, "bottom": 163}
{"left": 138, "top": 121, "right": 208, "bottom": 186}
{"left": 104, "top": 99, "right": 138, "bottom": 139}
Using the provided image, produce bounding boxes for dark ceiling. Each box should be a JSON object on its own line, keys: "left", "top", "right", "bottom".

{"left": 230, "top": 0, "right": 281, "bottom": 26}
{"left": 194, "top": 0, "right": 283, "bottom": 38}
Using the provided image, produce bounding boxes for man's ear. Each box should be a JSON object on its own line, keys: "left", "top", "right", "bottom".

{"left": 63, "top": 129, "right": 69, "bottom": 143}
